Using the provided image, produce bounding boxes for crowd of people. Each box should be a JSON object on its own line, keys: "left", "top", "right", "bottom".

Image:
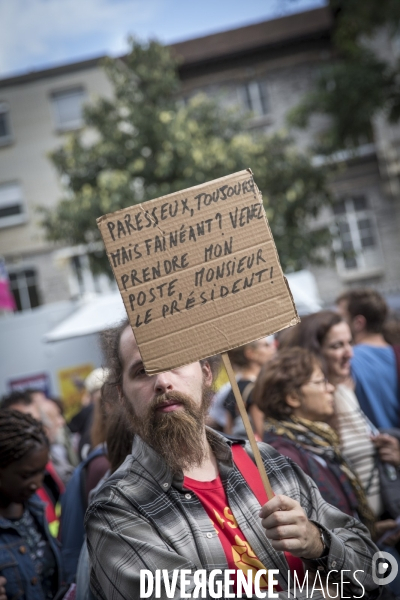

{"left": 0, "top": 286, "right": 399, "bottom": 600}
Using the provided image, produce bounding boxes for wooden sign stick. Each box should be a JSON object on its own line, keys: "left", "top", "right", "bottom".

{"left": 221, "top": 352, "right": 274, "bottom": 499}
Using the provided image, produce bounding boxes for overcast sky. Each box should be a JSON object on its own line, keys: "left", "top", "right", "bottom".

{"left": 0, "top": 0, "right": 327, "bottom": 78}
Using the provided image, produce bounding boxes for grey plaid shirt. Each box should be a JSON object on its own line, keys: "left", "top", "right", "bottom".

{"left": 85, "top": 429, "right": 380, "bottom": 599}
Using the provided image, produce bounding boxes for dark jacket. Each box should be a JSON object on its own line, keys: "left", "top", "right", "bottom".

{"left": 0, "top": 495, "right": 63, "bottom": 600}
{"left": 60, "top": 445, "right": 106, "bottom": 583}
{"left": 264, "top": 432, "right": 359, "bottom": 519}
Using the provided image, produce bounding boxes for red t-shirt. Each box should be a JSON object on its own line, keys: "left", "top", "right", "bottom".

{"left": 184, "top": 474, "right": 278, "bottom": 593}
{"left": 36, "top": 461, "right": 65, "bottom": 538}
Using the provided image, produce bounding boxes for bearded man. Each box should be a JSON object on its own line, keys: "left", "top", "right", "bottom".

{"left": 85, "top": 319, "right": 380, "bottom": 600}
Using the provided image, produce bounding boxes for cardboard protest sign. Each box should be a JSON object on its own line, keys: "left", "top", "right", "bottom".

{"left": 97, "top": 169, "right": 299, "bottom": 374}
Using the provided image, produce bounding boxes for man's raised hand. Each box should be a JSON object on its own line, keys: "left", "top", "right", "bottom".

{"left": 259, "top": 494, "right": 324, "bottom": 559}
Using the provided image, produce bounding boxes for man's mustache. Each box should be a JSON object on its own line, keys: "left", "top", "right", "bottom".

{"left": 150, "top": 391, "right": 195, "bottom": 414}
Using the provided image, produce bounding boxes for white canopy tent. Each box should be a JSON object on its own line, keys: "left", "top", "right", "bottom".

{"left": 44, "top": 270, "right": 322, "bottom": 343}
{"left": 284, "top": 270, "right": 323, "bottom": 316}
{"left": 44, "top": 292, "right": 127, "bottom": 342}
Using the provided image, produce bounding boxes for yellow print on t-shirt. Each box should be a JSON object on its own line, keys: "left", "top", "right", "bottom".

{"left": 232, "top": 536, "right": 269, "bottom": 589}
{"left": 213, "top": 507, "right": 238, "bottom": 529}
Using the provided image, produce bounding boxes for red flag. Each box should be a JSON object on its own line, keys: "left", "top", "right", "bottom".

{"left": 0, "top": 259, "right": 16, "bottom": 311}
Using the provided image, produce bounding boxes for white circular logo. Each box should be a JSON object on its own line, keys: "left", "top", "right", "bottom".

{"left": 372, "top": 551, "right": 398, "bottom": 586}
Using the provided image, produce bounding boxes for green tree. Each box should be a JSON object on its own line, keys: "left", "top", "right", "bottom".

{"left": 288, "top": 0, "right": 400, "bottom": 151}
{"left": 41, "top": 38, "right": 332, "bottom": 274}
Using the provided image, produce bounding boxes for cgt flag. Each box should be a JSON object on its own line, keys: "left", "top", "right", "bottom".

{"left": 0, "top": 259, "right": 16, "bottom": 312}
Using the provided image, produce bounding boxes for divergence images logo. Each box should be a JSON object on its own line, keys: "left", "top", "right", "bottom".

{"left": 372, "top": 551, "right": 398, "bottom": 586}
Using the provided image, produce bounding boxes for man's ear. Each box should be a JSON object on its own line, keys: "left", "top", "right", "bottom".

{"left": 285, "top": 393, "right": 301, "bottom": 409}
{"left": 352, "top": 315, "right": 366, "bottom": 334}
{"left": 202, "top": 362, "right": 213, "bottom": 387}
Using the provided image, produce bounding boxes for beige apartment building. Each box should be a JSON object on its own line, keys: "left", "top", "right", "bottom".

{"left": 0, "top": 58, "right": 115, "bottom": 310}
{"left": 1, "top": 6, "right": 400, "bottom": 311}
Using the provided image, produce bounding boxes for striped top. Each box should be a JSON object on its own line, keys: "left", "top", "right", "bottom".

{"left": 334, "top": 384, "right": 382, "bottom": 517}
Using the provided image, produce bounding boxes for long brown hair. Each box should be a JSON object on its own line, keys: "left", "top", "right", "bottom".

{"left": 279, "top": 310, "right": 344, "bottom": 374}
{"left": 106, "top": 405, "right": 135, "bottom": 473}
{"left": 90, "top": 385, "right": 112, "bottom": 448}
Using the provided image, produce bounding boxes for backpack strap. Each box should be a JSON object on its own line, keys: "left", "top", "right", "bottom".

{"left": 80, "top": 444, "right": 107, "bottom": 511}
{"left": 231, "top": 444, "right": 304, "bottom": 578}
{"left": 231, "top": 444, "right": 269, "bottom": 504}
{"left": 241, "top": 381, "right": 255, "bottom": 406}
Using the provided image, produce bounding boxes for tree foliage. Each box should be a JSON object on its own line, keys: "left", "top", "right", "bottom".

{"left": 288, "top": 0, "right": 400, "bottom": 151}
{"left": 42, "top": 38, "right": 332, "bottom": 274}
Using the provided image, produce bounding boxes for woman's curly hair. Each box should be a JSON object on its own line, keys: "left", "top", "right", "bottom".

{"left": 253, "top": 347, "right": 320, "bottom": 420}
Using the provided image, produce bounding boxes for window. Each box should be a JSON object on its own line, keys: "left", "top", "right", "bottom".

{"left": 8, "top": 268, "right": 41, "bottom": 311}
{"left": 69, "top": 253, "right": 116, "bottom": 297}
{"left": 0, "top": 102, "right": 12, "bottom": 145}
{"left": 51, "top": 87, "right": 86, "bottom": 131}
{"left": 332, "top": 195, "right": 383, "bottom": 275}
{"left": 54, "top": 245, "right": 117, "bottom": 298}
{"left": 195, "top": 80, "right": 269, "bottom": 118}
{"left": 0, "top": 182, "right": 26, "bottom": 228}
{"left": 239, "top": 80, "right": 269, "bottom": 116}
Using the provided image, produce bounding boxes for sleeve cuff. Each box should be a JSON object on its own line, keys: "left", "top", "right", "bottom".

{"left": 301, "top": 521, "right": 346, "bottom": 573}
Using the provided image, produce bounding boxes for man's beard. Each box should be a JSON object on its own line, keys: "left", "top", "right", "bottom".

{"left": 125, "top": 387, "right": 213, "bottom": 474}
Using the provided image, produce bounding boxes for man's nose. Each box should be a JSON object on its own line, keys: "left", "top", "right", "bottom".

{"left": 154, "top": 372, "right": 174, "bottom": 394}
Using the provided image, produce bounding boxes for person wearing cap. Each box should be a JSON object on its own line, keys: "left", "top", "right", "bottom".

{"left": 68, "top": 368, "right": 109, "bottom": 461}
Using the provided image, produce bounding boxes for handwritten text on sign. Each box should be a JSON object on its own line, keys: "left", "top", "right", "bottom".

{"left": 98, "top": 170, "right": 298, "bottom": 373}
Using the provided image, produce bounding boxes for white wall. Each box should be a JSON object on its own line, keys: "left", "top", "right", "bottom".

{"left": 0, "top": 301, "right": 103, "bottom": 397}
